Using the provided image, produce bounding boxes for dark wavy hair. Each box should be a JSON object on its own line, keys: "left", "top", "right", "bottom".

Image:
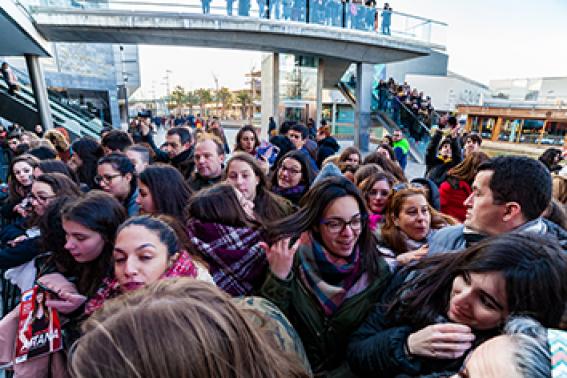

{"left": 185, "top": 183, "right": 260, "bottom": 229}
{"left": 139, "top": 164, "right": 192, "bottom": 221}
{"left": 37, "top": 159, "right": 80, "bottom": 184}
{"left": 388, "top": 233, "right": 567, "bottom": 329}
{"left": 117, "top": 215, "right": 180, "bottom": 256}
{"left": 234, "top": 125, "right": 260, "bottom": 153}
{"left": 71, "top": 137, "right": 104, "bottom": 189}
{"left": 264, "top": 176, "right": 385, "bottom": 279}
{"left": 62, "top": 191, "right": 127, "bottom": 297}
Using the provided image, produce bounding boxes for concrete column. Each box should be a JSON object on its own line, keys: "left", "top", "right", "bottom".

{"left": 354, "top": 62, "right": 372, "bottom": 152}
{"left": 25, "top": 54, "right": 53, "bottom": 131}
{"left": 331, "top": 102, "right": 337, "bottom": 132}
{"left": 315, "top": 58, "right": 324, "bottom": 128}
{"left": 261, "top": 52, "right": 279, "bottom": 139}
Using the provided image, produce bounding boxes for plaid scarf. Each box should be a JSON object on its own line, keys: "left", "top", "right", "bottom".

{"left": 298, "top": 233, "right": 364, "bottom": 316}
{"left": 186, "top": 219, "right": 267, "bottom": 297}
{"left": 85, "top": 251, "right": 198, "bottom": 315}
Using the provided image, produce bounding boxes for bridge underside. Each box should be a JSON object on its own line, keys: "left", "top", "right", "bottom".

{"left": 32, "top": 10, "right": 434, "bottom": 64}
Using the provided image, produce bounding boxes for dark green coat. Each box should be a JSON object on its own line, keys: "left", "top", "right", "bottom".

{"left": 261, "top": 253, "right": 391, "bottom": 377}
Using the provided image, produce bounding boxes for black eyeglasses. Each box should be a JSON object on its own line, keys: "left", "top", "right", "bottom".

{"left": 320, "top": 215, "right": 366, "bottom": 234}
{"left": 94, "top": 173, "right": 122, "bottom": 185}
{"left": 28, "top": 192, "right": 56, "bottom": 203}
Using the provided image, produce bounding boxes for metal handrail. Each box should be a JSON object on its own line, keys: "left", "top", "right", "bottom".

{"left": 9, "top": 65, "right": 112, "bottom": 128}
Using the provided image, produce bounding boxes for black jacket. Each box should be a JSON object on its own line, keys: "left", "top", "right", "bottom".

{"left": 143, "top": 132, "right": 195, "bottom": 179}
{"left": 316, "top": 137, "right": 340, "bottom": 168}
{"left": 0, "top": 236, "right": 41, "bottom": 270}
{"left": 187, "top": 172, "right": 222, "bottom": 192}
{"left": 425, "top": 130, "right": 462, "bottom": 187}
{"left": 347, "top": 272, "right": 497, "bottom": 377}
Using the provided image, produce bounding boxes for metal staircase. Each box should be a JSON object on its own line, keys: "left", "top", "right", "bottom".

{"left": 0, "top": 67, "right": 107, "bottom": 139}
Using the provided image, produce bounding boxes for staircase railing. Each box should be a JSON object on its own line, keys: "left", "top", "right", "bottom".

{"left": 9, "top": 65, "right": 112, "bottom": 129}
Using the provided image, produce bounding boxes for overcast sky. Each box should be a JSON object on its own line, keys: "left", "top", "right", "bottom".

{"left": 134, "top": 0, "right": 567, "bottom": 98}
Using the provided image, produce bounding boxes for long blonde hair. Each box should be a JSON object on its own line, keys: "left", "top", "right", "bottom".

{"left": 70, "top": 278, "right": 309, "bottom": 378}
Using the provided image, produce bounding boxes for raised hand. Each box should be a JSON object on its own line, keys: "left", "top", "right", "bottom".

{"left": 259, "top": 237, "right": 301, "bottom": 280}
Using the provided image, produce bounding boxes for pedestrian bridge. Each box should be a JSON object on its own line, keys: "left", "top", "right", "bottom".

{"left": 27, "top": 0, "right": 446, "bottom": 65}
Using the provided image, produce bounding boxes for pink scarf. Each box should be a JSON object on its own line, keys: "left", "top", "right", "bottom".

{"left": 85, "top": 251, "right": 197, "bottom": 315}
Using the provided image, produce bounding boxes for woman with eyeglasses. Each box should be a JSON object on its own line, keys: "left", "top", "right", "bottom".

{"left": 96, "top": 153, "right": 139, "bottom": 216}
{"left": 0, "top": 173, "right": 81, "bottom": 270}
{"left": 260, "top": 176, "right": 391, "bottom": 376}
{"left": 358, "top": 171, "right": 397, "bottom": 236}
{"left": 270, "top": 150, "right": 317, "bottom": 206}
{"left": 347, "top": 233, "right": 567, "bottom": 377}
{"left": 378, "top": 185, "right": 455, "bottom": 270}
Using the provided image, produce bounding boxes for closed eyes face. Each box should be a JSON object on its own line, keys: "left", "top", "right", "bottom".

{"left": 113, "top": 225, "right": 171, "bottom": 292}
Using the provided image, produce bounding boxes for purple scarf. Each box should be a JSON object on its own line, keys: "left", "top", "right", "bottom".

{"left": 186, "top": 219, "right": 267, "bottom": 296}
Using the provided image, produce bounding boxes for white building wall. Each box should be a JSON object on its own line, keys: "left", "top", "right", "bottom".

{"left": 405, "top": 74, "right": 490, "bottom": 112}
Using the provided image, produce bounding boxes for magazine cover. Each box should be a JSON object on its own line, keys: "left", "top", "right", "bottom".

{"left": 14, "top": 285, "right": 63, "bottom": 364}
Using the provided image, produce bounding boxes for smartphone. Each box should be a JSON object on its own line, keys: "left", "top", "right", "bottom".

{"left": 256, "top": 141, "right": 280, "bottom": 166}
{"left": 36, "top": 282, "right": 59, "bottom": 298}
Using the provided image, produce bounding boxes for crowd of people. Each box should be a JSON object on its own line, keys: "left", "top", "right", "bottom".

{"left": 196, "top": 0, "right": 394, "bottom": 36}
{"left": 0, "top": 114, "right": 565, "bottom": 378}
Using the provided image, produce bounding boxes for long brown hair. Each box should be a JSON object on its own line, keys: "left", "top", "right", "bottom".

{"left": 362, "top": 152, "right": 407, "bottom": 183}
{"left": 70, "top": 278, "right": 310, "bottom": 378}
{"left": 8, "top": 154, "right": 39, "bottom": 202}
{"left": 446, "top": 151, "right": 489, "bottom": 184}
{"left": 225, "top": 153, "right": 294, "bottom": 222}
{"left": 381, "top": 186, "right": 455, "bottom": 255}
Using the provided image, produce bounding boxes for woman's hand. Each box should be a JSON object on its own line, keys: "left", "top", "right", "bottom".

{"left": 38, "top": 273, "right": 86, "bottom": 314}
{"left": 13, "top": 203, "right": 29, "bottom": 217}
{"left": 407, "top": 323, "right": 475, "bottom": 359}
{"left": 45, "top": 292, "right": 87, "bottom": 314}
{"left": 259, "top": 237, "right": 301, "bottom": 280}
{"left": 396, "top": 245, "right": 428, "bottom": 266}
{"left": 8, "top": 235, "right": 27, "bottom": 247}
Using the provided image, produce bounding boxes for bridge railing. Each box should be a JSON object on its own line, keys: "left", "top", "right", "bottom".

{"left": 23, "top": 0, "right": 447, "bottom": 46}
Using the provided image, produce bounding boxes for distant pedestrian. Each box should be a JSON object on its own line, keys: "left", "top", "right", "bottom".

{"left": 257, "top": 0, "right": 266, "bottom": 17}
{"left": 238, "top": 0, "right": 250, "bottom": 16}
{"left": 380, "top": 3, "right": 391, "bottom": 35}
{"left": 226, "top": 0, "right": 234, "bottom": 15}
{"left": 201, "top": 0, "right": 211, "bottom": 14}
{"left": 1, "top": 62, "right": 19, "bottom": 95}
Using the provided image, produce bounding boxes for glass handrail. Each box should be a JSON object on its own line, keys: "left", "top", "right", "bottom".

{"left": 23, "top": 0, "right": 447, "bottom": 46}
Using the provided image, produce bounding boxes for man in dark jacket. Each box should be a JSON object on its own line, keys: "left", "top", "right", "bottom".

{"left": 141, "top": 126, "right": 195, "bottom": 180}
{"left": 315, "top": 125, "right": 340, "bottom": 168}
{"left": 425, "top": 117, "right": 462, "bottom": 187}
{"left": 187, "top": 133, "right": 224, "bottom": 191}
{"left": 429, "top": 156, "right": 567, "bottom": 254}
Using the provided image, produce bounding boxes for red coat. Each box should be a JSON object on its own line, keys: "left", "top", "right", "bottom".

{"left": 439, "top": 178, "right": 471, "bottom": 223}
